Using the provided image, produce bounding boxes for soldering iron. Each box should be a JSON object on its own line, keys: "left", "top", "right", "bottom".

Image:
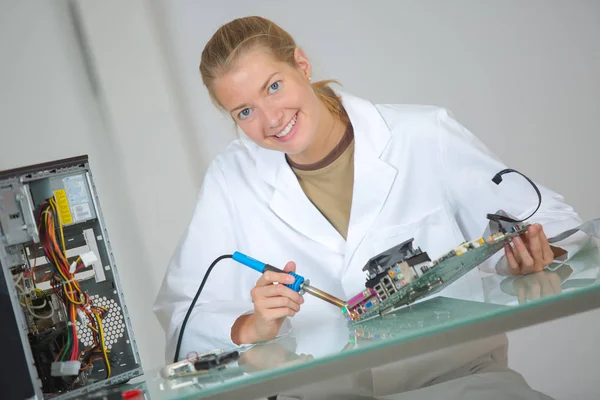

{"left": 173, "top": 252, "right": 345, "bottom": 362}
{"left": 231, "top": 252, "right": 346, "bottom": 307}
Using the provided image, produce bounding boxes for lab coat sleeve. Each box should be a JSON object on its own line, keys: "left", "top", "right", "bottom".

{"left": 153, "top": 159, "right": 256, "bottom": 361}
{"left": 436, "top": 109, "right": 583, "bottom": 273}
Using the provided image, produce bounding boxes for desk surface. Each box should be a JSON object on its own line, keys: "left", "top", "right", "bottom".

{"left": 90, "top": 231, "right": 600, "bottom": 400}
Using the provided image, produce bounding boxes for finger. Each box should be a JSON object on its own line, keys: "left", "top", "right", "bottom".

{"left": 538, "top": 228, "right": 555, "bottom": 267}
{"left": 538, "top": 274, "right": 554, "bottom": 298}
{"left": 509, "top": 241, "right": 522, "bottom": 265}
{"left": 548, "top": 273, "right": 562, "bottom": 294}
{"left": 255, "top": 296, "right": 301, "bottom": 312}
{"left": 255, "top": 284, "right": 304, "bottom": 304}
{"left": 526, "top": 278, "right": 541, "bottom": 300}
{"left": 261, "top": 307, "right": 298, "bottom": 320}
{"left": 525, "top": 225, "right": 545, "bottom": 272}
{"left": 256, "top": 270, "right": 296, "bottom": 287}
{"left": 514, "top": 281, "right": 527, "bottom": 304}
{"left": 504, "top": 245, "right": 521, "bottom": 275}
{"left": 283, "top": 261, "right": 296, "bottom": 273}
{"left": 512, "top": 235, "right": 535, "bottom": 274}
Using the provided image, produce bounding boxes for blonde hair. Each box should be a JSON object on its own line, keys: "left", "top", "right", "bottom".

{"left": 199, "top": 16, "right": 344, "bottom": 119}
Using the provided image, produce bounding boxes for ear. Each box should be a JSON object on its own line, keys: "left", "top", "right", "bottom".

{"left": 294, "top": 47, "right": 312, "bottom": 82}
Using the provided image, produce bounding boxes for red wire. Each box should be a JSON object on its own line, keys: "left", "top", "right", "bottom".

{"left": 71, "top": 305, "right": 79, "bottom": 361}
{"left": 75, "top": 261, "right": 86, "bottom": 273}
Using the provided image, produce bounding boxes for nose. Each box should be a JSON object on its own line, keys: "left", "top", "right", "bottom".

{"left": 263, "top": 106, "right": 283, "bottom": 130}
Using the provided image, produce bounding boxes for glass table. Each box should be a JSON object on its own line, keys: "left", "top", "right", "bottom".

{"left": 87, "top": 229, "right": 600, "bottom": 400}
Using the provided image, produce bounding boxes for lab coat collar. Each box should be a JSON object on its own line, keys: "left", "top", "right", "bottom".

{"left": 341, "top": 91, "right": 397, "bottom": 270}
{"left": 245, "top": 91, "right": 397, "bottom": 263}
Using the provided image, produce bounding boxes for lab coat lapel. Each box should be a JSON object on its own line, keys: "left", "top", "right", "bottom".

{"left": 247, "top": 91, "right": 396, "bottom": 258}
{"left": 341, "top": 93, "right": 397, "bottom": 270}
{"left": 254, "top": 143, "right": 346, "bottom": 254}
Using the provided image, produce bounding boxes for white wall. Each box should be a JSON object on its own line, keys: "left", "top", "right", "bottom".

{"left": 150, "top": 1, "right": 600, "bottom": 399}
{"left": 0, "top": 0, "right": 180, "bottom": 371}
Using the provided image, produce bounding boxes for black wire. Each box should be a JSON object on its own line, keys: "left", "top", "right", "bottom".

{"left": 486, "top": 168, "right": 542, "bottom": 223}
{"left": 173, "top": 254, "right": 233, "bottom": 363}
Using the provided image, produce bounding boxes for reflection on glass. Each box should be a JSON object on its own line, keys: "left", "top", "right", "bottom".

{"left": 238, "top": 336, "right": 314, "bottom": 372}
{"left": 146, "top": 229, "right": 600, "bottom": 399}
{"left": 484, "top": 233, "right": 600, "bottom": 305}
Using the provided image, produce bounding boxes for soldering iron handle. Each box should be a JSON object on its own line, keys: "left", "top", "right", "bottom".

{"left": 231, "top": 251, "right": 305, "bottom": 292}
{"left": 262, "top": 263, "right": 306, "bottom": 292}
{"left": 232, "top": 252, "right": 266, "bottom": 273}
{"left": 263, "top": 264, "right": 285, "bottom": 274}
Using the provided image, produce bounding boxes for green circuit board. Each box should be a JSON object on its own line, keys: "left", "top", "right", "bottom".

{"left": 344, "top": 225, "right": 529, "bottom": 325}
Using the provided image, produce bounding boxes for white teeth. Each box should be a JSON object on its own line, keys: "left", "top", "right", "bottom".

{"left": 275, "top": 114, "right": 297, "bottom": 138}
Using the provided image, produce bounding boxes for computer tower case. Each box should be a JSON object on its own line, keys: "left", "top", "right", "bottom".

{"left": 0, "top": 156, "right": 143, "bottom": 399}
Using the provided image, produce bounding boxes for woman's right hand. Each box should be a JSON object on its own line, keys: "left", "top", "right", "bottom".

{"left": 231, "top": 261, "right": 304, "bottom": 345}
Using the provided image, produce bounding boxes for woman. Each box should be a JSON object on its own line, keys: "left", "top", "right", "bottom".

{"left": 154, "top": 16, "right": 580, "bottom": 363}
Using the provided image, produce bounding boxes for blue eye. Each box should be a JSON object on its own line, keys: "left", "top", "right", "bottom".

{"left": 238, "top": 108, "right": 251, "bottom": 120}
{"left": 268, "top": 81, "right": 280, "bottom": 93}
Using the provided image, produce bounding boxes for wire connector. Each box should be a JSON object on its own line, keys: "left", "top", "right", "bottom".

{"left": 80, "top": 251, "right": 98, "bottom": 267}
{"left": 51, "top": 361, "right": 81, "bottom": 376}
{"left": 76, "top": 308, "right": 88, "bottom": 324}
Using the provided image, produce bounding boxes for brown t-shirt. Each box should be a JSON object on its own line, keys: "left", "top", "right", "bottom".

{"left": 287, "top": 123, "right": 354, "bottom": 240}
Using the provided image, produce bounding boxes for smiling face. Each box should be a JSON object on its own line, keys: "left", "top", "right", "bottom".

{"left": 212, "top": 47, "right": 330, "bottom": 159}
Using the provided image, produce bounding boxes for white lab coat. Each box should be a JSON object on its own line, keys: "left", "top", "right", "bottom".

{"left": 153, "top": 90, "right": 581, "bottom": 362}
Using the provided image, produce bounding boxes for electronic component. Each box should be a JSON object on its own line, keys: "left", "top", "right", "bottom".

{"left": 343, "top": 224, "right": 531, "bottom": 324}
{"left": 194, "top": 350, "right": 240, "bottom": 371}
{"left": 51, "top": 361, "right": 82, "bottom": 377}
{"left": 161, "top": 350, "right": 240, "bottom": 378}
{"left": 343, "top": 167, "right": 544, "bottom": 324}
{"left": 160, "top": 359, "right": 197, "bottom": 379}
{"left": 0, "top": 156, "right": 143, "bottom": 399}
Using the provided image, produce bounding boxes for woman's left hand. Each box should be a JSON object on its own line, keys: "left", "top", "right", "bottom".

{"left": 504, "top": 223, "right": 555, "bottom": 275}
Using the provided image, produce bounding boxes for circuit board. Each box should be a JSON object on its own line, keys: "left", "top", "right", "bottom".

{"left": 343, "top": 224, "right": 530, "bottom": 325}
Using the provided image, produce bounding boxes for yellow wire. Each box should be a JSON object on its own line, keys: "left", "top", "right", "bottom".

{"left": 95, "top": 312, "right": 111, "bottom": 378}
{"left": 47, "top": 203, "right": 68, "bottom": 279}
{"left": 49, "top": 198, "right": 67, "bottom": 254}
{"left": 63, "top": 286, "right": 85, "bottom": 305}
{"left": 45, "top": 211, "right": 68, "bottom": 282}
{"left": 43, "top": 203, "right": 86, "bottom": 306}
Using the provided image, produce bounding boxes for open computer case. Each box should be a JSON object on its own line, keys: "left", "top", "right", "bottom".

{"left": 0, "top": 156, "right": 143, "bottom": 399}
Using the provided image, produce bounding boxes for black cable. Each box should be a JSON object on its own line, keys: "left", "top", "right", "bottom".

{"left": 486, "top": 168, "right": 542, "bottom": 224}
{"left": 173, "top": 254, "right": 233, "bottom": 363}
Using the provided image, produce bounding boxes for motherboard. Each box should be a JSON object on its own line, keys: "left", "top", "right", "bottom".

{"left": 343, "top": 224, "right": 530, "bottom": 324}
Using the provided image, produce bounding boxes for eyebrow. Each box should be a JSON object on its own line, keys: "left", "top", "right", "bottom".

{"left": 229, "top": 72, "right": 279, "bottom": 113}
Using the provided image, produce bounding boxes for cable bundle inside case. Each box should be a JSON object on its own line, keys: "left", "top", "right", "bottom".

{"left": 37, "top": 198, "right": 111, "bottom": 379}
